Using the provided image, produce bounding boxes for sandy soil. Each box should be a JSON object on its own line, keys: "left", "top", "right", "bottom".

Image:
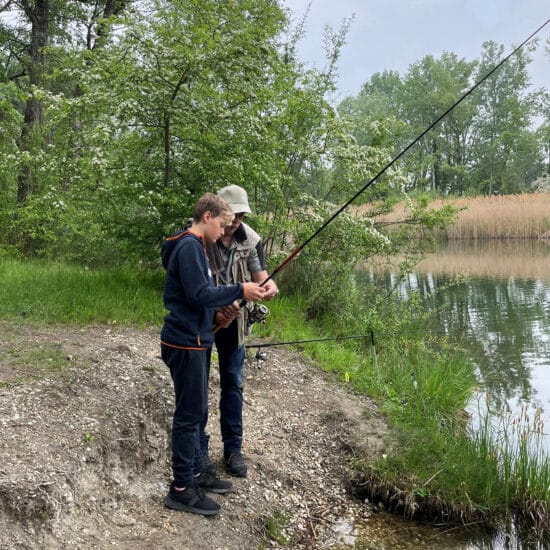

{"left": 0, "top": 320, "right": 389, "bottom": 549}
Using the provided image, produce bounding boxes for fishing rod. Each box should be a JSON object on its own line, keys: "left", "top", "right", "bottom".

{"left": 248, "top": 329, "right": 447, "bottom": 349}
{"left": 259, "top": 18, "right": 549, "bottom": 286}
{"left": 251, "top": 333, "right": 375, "bottom": 348}
{"left": 247, "top": 329, "right": 448, "bottom": 360}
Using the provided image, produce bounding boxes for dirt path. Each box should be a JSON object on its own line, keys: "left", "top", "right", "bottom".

{"left": 0, "top": 321, "right": 388, "bottom": 549}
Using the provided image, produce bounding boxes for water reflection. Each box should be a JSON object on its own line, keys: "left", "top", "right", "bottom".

{"left": 417, "top": 239, "right": 550, "bottom": 281}
{"left": 370, "top": 241, "right": 550, "bottom": 431}
{"left": 425, "top": 276, "right": 550, "bottom": 409}
{"left": 357, "top": 511, "right": 547, "bottom": 549}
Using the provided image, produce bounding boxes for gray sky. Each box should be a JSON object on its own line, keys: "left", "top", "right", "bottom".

{"left": 282, "top": 0, "right": 549, "bottom": 100}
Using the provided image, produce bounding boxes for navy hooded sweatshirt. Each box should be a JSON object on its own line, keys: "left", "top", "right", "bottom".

{"left": 160, "top": 231, "right": 244, "bottom": 349}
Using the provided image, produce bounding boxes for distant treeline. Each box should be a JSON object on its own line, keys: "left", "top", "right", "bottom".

{"left": 338, "top": 45, "right": 549, "bottom": 197}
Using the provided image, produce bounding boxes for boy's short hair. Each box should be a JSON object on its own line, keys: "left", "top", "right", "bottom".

{"left": 193, "top": 193, "right": 233, "bottom": 224}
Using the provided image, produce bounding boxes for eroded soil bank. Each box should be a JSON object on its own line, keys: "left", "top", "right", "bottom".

{"left": 0, "top": 321, "right": 388, "bottom": 549}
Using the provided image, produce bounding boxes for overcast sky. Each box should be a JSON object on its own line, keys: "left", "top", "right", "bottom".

{"left": 282, "top": 0, "right": 549, "bottom": 101}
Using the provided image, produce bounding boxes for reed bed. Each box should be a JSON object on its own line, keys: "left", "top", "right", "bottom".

{"left": 365, "top": 193, "right": 550, "bottom": 240}
{"left": 438, "top": 193, "right": 550, "bottom": 239}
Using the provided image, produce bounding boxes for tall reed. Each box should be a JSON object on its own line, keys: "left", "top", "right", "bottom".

{"left": 471, "top": 401, "right": 550, "bottom": 538}
{"left": 440, "top": 193, "right": 550, "bottom": 239}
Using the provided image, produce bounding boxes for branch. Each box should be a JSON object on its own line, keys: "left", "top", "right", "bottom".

{"left": 8, "top": 70, "right": 26, "bottom": 80}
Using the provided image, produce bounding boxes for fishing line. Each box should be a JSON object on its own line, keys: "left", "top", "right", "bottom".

{"left": 261, "top": 18, "right": 549, "bottom": 285}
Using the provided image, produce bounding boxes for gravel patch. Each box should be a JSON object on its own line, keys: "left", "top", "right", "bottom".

{"left": 0, "top": 321, "right": 388, "bottom": 549}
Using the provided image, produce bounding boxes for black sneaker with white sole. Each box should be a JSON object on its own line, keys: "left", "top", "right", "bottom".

{"left": 164, "top": 483, "right": 220, "bottom": 515}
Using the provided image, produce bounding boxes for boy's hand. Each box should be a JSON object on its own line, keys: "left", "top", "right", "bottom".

{"left": 215, "top": 311, "right": 234, "bottom": 329}
{"left": 242, "top": 282, "right": 267, "bottom": 301}
{"left": 215, "top": 300, "right": 241, "bottom": 329}
{"left": 220, "top": 300, "right": 241, "bottom": 319}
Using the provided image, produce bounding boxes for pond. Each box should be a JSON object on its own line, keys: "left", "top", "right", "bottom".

{"left": 357, "top": 239, "right": 550, "bottom": 549}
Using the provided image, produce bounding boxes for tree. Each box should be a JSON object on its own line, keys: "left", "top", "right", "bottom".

{"left": 338, "top": 69, "right": 405, "bottom": 151}
{"left": 394, "top": 53, "right": 477, "bottom": 194}
{"left": 469, "top": 41, "right": 542, "bottom": 195}
{"left": 1, "top": 0, "right": 343, "bottom": 263}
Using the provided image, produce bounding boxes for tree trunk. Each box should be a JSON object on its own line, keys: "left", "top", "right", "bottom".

{"left": 93, "top": 0, "right": 129, "bottom": 50}
{"left": 17, "top": 0, "right": 49, "bottom": 204}
{"left": 163, "top": 112, "right": 171, "bottom": 188}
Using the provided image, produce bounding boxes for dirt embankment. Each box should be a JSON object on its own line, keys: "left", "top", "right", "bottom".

{"left": 0, "top": 321, "right": 388, "bottom": 549}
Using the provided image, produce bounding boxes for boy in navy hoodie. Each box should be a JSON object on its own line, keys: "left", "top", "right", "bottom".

{"left": 161, "top": 193, "right": 266, "bottom": 515}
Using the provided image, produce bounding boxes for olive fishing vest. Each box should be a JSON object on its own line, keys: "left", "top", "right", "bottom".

{"left": 208, "top": 222, "right": 262, "bottom": 347}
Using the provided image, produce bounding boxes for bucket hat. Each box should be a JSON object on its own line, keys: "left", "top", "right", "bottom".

{"left": 217, "top": 185, "right": 252, "bottom": 214}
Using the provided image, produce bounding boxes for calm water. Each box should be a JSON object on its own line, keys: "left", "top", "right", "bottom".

{"left": 357, "top": 239, "right": 550, "bottom": 549}
{"left": 404, "top": 239, "right": 550, "bottom": 448}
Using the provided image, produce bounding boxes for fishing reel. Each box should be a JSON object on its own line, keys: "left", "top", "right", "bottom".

{"left": 247, "top": 303, "right": 270, "bottom": 326}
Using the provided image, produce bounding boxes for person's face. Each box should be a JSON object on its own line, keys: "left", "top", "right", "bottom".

{"left": 204, "top": 213, "right": 228, "bottom": 244}
{"left": 224, "top": 212, "right": 246, "bottom": 237}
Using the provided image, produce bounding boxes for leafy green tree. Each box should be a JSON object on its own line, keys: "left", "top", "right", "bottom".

{"left": 1, "top": 0, "right": 347, "bottom": 264}
{"left": 0, "top": 0, "right": 133, "bottom": 253}
{"left": 395, "top": 53, "right": 477, "bottom": 194}
{"left": 0, "top": 81, "right": 23, "bottom": 247}
{"left": 339, "top": 43, "right": 546, "bottom": 197}
{"left": 469, "top": 41, "right": 542, "bottom": 195}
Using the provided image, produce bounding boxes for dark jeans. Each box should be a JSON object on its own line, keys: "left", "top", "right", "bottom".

{"left": 162, "top": 344, "right": 207, "bottom": 487}
{"left": 200, "top": 321, "right": 245, "bottom": 458}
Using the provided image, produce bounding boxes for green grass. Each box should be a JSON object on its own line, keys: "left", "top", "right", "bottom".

{"left": 0, "top": 258, "right": 165, "bottom": 325}
{"left": 260, "top": 510, "right": 291, "bottom": 546}
{"left": 1, "top": 258, "right": 548, "bottom": 537}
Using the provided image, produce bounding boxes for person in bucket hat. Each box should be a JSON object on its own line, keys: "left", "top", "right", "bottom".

{"left": 201, "top": 185, "right": 278, "bottom": 478}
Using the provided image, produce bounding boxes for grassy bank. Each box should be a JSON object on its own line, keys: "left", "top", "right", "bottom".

{"left": 1, "top": 259, "right": 548, "bottom": 541}
{"left": 256, "top": 298, "right": 550, "bottom": 541}
{"left": 0, "top": 258, "right": 164, "bottom": 325}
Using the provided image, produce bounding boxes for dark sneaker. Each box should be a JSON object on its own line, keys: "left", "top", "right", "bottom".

{"left": 164, "top": 483, "right": 220, "bottom": 515}
{"left": 203, "top": 453, "right": 217, "bottom": 476}
{"left": 224, "top": 452, "right": 247, "bottom": 478}
{"left": 197, "top": 471, "right": 233, "bottom": 494}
